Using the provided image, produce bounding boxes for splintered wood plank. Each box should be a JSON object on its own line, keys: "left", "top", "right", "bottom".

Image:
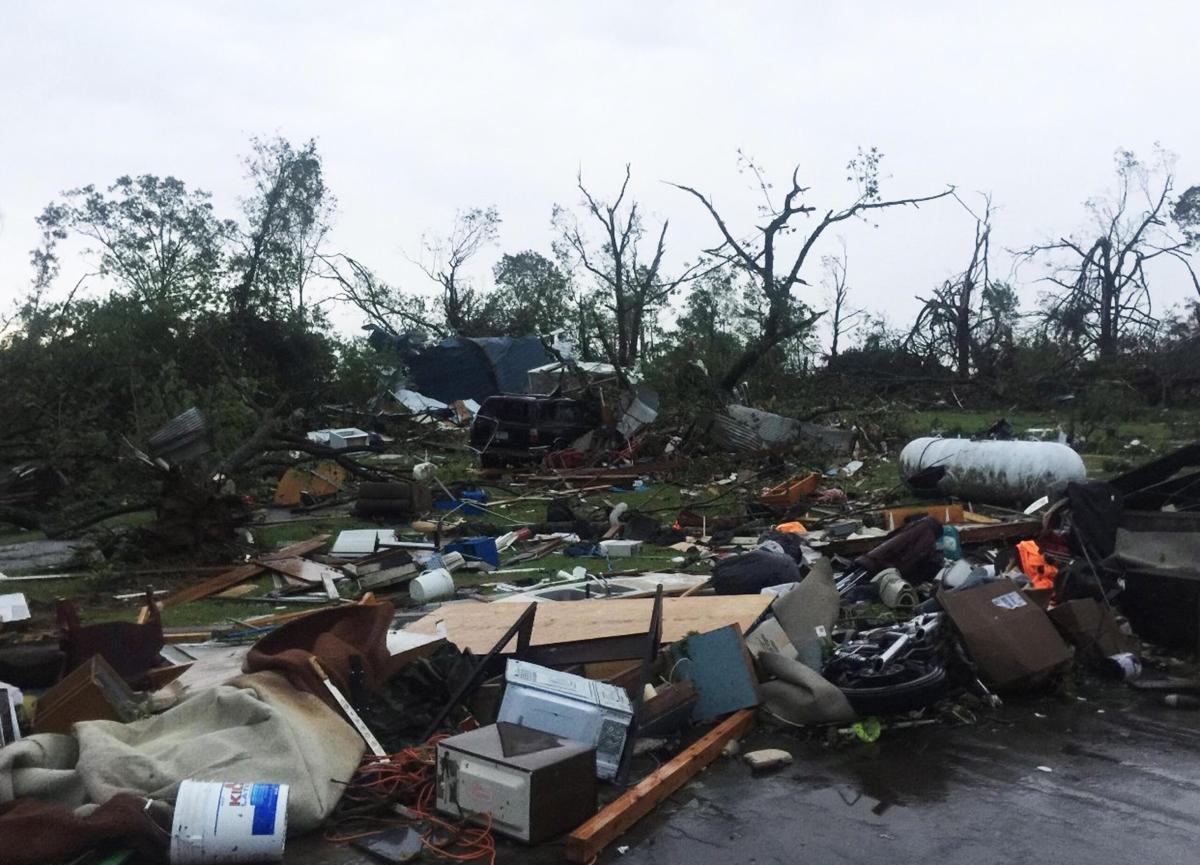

{"left": 403, "top": 595, "right": 772, "bottom": 654}
{"left": 159, "top": 535, "right": 330, "bottom": 608}
{"left": 564, "top": 708, "right": 757, "bottom": 863}
{"left": 259, "top": 556, "right": 344, "bottom": 585}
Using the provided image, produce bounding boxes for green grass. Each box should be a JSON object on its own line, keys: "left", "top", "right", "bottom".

{"left": 0, "top": 527, "right": 47, "bottom": 546}
{"left": 255, "top": 514, "right": 375, "bottom": 548}
{"left": 902, "top": 407, "right": 1200, "bottom": 455}
{"left": 7, "top": 405, "right": 1197, "bottom": 635}
{"left": 0, "top": 508, "right": 157, "bottom": 548}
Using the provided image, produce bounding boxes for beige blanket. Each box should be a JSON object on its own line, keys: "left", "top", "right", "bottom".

{"left": 0, "top": 671, "right": 363, "bottom": 834}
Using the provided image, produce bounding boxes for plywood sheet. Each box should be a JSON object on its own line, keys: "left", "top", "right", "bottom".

{"left": 404, "top": 595, "right": 772, "bottom": 654}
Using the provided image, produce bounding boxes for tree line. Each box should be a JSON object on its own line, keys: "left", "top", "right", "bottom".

{"left": 2, "top": 135, "right": 1199, "bottom": 514}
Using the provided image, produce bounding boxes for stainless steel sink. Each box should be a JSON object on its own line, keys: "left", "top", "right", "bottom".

{"left": 532, "top": 583, "right": 639, "bottom": 601}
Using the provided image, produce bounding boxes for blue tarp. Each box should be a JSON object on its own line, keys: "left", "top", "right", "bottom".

{"left": 404, "top": 336, "right": 551, "bottom": 403}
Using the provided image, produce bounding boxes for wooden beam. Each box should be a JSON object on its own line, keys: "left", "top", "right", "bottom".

{"left": 564, "top": 708, "right": 756, "bottom": 863}
{"left": 818, "top": 518, "right": 1041, "bottom": 556}
{"left": 159, "top": 535, "right": 330, "bottom": 608}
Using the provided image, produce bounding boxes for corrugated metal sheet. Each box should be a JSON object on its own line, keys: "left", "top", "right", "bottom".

{"left": 146, "top": 408, "right": 210, "bottom": 463}
{"left": 710, "top": 414, "right": 764, "bottom": 452}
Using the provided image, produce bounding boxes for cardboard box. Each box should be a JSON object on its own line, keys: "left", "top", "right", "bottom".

{"left": 1048, "top": 598, "right": 1136, "bottom": 659}
{"left": 34, "top": 655, "right": 142, "bottom": 734}
{"left": 939, "top": 579, "right": 1073, "bottom": 689}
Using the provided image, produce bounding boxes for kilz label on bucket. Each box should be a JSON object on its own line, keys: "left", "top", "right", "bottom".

{"left": 216, "top": 782, "right": 280, "bottom": 837}
{"left": 171, "top": 780, "right": 289, "bottom": 864}
{"left": 248, "top": 783, "right": 279, "bottom": 835}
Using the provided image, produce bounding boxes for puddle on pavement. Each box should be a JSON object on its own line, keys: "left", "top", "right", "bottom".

{"left": 797, "top": 783, "right": 907, "bottom": 823}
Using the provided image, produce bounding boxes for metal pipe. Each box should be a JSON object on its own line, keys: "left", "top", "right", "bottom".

{"left": 873, "top": 632, "right": 911, "bottom": 670}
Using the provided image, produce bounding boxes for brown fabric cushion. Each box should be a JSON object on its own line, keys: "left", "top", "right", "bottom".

{"left": 0, "top": 793, "right": 171, "bottom": 864}
{"left": 244, "top": 602, "right": 397, "bottom": 709}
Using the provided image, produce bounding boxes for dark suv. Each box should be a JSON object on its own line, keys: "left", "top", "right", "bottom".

{"left": 470, "top": 395, "right": 601, "bottom": 467}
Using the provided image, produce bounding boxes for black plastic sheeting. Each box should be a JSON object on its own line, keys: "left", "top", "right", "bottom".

{"left": 403, "top": 336, "right": 551, "bottom": 403}
{"left": 1066, "top": 481, "right": 1123, "bottom": 560}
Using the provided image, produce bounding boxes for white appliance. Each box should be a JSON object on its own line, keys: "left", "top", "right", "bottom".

{"left": 497, "top": 659, "right": 634, "bottom": 780}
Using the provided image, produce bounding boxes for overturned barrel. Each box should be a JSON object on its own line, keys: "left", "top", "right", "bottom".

{"left": 899, "top": 437, "right": 1086, "bottom": 505}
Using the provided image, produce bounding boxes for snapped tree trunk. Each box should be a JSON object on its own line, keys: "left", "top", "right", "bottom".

{"left": 955, "top": 277, "right": 973, "bottom": 381}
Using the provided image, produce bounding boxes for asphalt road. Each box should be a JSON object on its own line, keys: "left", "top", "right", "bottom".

{"left": 290, "top": 677, "right": 1200, "bottom": 865}
{"left": 609, "top": 680, "right": 1200, "bottom": 865}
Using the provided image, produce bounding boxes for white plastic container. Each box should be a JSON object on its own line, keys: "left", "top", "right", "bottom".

{"left": 171, "top": 780, "right": 288, "bottom": 864}
{"left": 410, "top": 567, "right": 455, "bottom": 603}
{"left": 599, "top": 539, "right": 643, "bottom": 558}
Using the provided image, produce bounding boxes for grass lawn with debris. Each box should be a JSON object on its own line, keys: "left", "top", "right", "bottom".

{"left": 6, "top": 406, "right": 1198, "bottom": 635}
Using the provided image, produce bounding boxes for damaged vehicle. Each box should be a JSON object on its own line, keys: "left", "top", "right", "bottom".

{"left": 470, "top": 394, "right": 602, "bottom": 468}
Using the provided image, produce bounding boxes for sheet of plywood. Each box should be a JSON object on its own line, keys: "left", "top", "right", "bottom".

{"left": 273, "top": 461, "right": 348, "bottom": 506}
{"left": 403, "top": 595, "right": 771, "bottom": 654}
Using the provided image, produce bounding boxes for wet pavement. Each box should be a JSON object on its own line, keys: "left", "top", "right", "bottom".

{"left": 290, "top": 678, "right": 1200, "bottom": 865}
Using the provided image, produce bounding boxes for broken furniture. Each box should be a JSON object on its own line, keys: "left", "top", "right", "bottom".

{"left": 353, "top": 480, "right": 432, "bottom": 519}
{"left": 56, "top": 590, "right": 164, "bottom": 682}
{"left": 33, "top": 654, "right": 144, "bottom": 734}
{"left": 760, "top": 473, "right": 821, "bottom": 509}
{"left": 939, "top": 579, "right": 1073, "bottom": 689}
{"left": 667, "top": 624, "right": 759, "bottom": 722}
{"left": 404, "top": 596, "right": 773, "bottom": 666}
{"left": 1110, "top": 510, "right": 1200, "bottom": 651}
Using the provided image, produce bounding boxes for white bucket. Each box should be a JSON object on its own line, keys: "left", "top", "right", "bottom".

{"left": 171, "top": 780, "right": 289, "bottom": 864}
{"left": 410, "top": 567, "right": 455, "bottom": 603}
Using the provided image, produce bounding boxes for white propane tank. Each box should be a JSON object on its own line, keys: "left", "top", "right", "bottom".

{"left": 899, "top": 437, "right": 1086, "bottom": 504}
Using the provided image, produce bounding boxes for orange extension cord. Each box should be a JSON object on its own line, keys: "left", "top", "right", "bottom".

{"left": 325, "top": 737, "right": 496, "bottom": 865}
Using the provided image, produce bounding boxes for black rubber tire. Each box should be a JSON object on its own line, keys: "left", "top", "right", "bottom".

{"left": 831, "top": 662, "right": 949, "bottom": 716}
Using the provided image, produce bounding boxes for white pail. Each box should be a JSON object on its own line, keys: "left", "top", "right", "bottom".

{"left": 410, "top": 567, "right": 455, "bottom": 603}
{"left": 171, "top": 780, "right": 289, "bottom": 863}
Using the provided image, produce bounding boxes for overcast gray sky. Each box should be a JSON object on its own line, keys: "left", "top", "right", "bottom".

{"left": 2, "top": 1, "right": 1198, "bottom": 342}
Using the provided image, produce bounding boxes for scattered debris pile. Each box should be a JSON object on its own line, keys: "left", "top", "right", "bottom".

{"left": 2, "top": 364, "right": 1199, "bottom": 864}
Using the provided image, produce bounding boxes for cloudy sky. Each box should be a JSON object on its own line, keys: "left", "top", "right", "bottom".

{"left": 2, "top": 1, "right": 1197, "bottom": 341}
